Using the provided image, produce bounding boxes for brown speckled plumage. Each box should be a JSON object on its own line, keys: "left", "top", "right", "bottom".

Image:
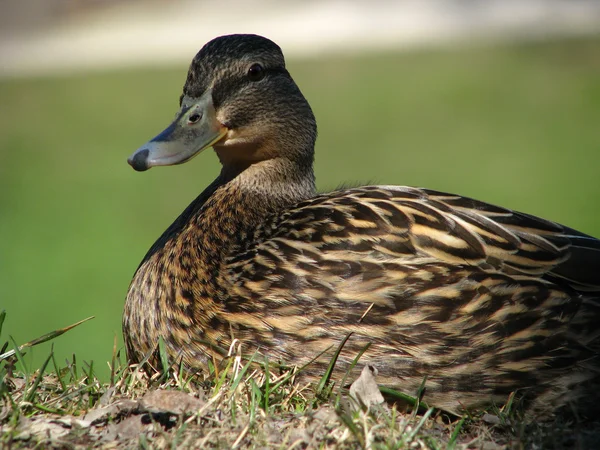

{"left": 124, "top": 34, "right": 600, "bottom": 418}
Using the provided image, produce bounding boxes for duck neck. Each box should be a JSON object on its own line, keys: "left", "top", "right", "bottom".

{"left": 221, "top": 155, "right": 316, "bottom": 206}
{"left": 136, "top": 156, "right": 315, "bottom": 296}
{"left": 202, "top": 156, "right": 315, "bottom": 246}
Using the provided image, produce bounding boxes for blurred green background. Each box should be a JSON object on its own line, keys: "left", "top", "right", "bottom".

{"left": 1, "top": 37, "right": 599, "bottom": 380}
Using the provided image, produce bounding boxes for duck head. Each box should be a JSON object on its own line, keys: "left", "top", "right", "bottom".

{"left": 128, "top": 34, "right": 317, "bottom": 175}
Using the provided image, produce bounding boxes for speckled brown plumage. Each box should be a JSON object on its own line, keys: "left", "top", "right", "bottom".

{"left": 124, "top": 34, "right": 600, "bottom": 418}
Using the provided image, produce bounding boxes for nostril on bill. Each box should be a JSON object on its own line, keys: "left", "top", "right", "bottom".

{"left": 128, "top": 149, "right": 150, "bottom": 172}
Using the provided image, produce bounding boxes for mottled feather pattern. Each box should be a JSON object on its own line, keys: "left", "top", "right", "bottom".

{"left": 125, "top": 184, "right": 599, "bottom": 416}
{"left": 223, "top": 186, "right": 597, "bottom": 414}
{"left": 124, "top": 34, "right": 600, "bottom": 419}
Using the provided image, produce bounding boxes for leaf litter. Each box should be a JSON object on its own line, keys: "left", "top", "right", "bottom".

{"left": 2, "top": 314, "right": 600, "bottom": 448}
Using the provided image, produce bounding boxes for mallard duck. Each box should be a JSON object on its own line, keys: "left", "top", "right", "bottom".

{"left": 123, "top": 34, "right": 600, "bottom": 417}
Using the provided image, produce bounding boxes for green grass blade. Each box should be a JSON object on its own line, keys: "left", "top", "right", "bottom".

{"left": 407, "top": 407, "right": 435, "bottom": 442}
{"left": 411, "top": 375, "right": 428, "bottom": 419}
{"left": 416, "top": 376, "right": 428, "bottom": 402}
{"left": 9, "top": 336, "right": 29, "bottom": 385}
{"left": 31, "top": 403, "right": 64, "bottom": 415}
{"left": 158, "top": 336, "right": 170, "bottom": 381}
{"left": 423, "top": 436, "right": 441, "bottom": 450}
{"left": 23, "top": 316, "right": 94, "bottom": 348}
{"left": 230, "top": 354, "right": 256, "bottom": 393}
{"left": 84, "top": 360, "right": 95, "bottom": 385}
{"left": 70, "top": 353, "right": 78, "bottom": 382}
{"left": 447, "top": 416, "right": 466, "bottom": 449}
{"left": 134, "top": 339, "right": 159, "bottom": 373}
{"left": 249, "top": 378, "right": 261, "bottom": 425}
{"left": 0, "top": 310, "right": 6, "bottom": 337}
{"left": 0, "top": 316, "right": 94, "bottom": 362}
{"left": 45, "top": 384, "right": 96, "bottom": 408}
{"left": 51, "top": 346, "right": 67, "bottom": 391}
{"left": 25, "top": 351, "right": 53, "bottom": 403}
{"left": 378, "top": 386, "right": 417, "bottom": 405}
{"left": 268, "top": 343, "right": 336, "bottom": 393}
{"left": 110, "top": 333, "right": 118, "bottom": 387}
{"left": 316, "top": 332, "right": 353, "bottom": 397}
{"left": 335, "top": 408, "right": 363, "bottom": 447}
{"left": 213, "top": 357, "right": 233, "bottom": 394}
{"left": 263, "top": 357, "right": 270, "bottom": 412}
{"left": 335, "top": 342, "right": 371, "bottom": 407}
{"left": 267, "top": 345, "right": 334, "bottom": 394}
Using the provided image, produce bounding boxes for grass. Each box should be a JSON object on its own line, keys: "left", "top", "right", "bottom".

{"left": 2, "top": 312, "right": 598, "bottom": 448}
{"left": 0, "top": 312, "right": 568, "bottom": 448}
{"left": 0, "top": 36, "right": 599, "bottom": 446}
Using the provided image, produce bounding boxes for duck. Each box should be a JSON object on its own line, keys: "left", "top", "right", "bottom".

{"left": 123, "top": 34, "right": 600, "bottom": 418}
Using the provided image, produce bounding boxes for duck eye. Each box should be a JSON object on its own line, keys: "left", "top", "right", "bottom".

{"left": 188, "top": 113, "right": 201, "bottom": 124}
{"left": 247, "top": 63, "right": 265, "bottom": 81}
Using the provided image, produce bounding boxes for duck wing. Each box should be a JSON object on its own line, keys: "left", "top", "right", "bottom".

{"left": 229, "top": 185, "right": 600, "bottom": 295}
{"left": 221, "top": 186, "right": 600, "bottom": 414}
{"left": 416, "top": 187, "right": 600, "bottom": 292}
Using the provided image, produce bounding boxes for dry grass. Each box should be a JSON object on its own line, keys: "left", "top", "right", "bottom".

{"left": 2, "top": 314, "right": 599, "bottom": 449}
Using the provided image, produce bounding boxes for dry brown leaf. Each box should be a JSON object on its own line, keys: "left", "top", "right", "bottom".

{"left": 106, "top": 415, "right": 148, "bottom": 440}
{"left": 349, "top": 365, "right": 384, "bottom": 409}
{"left": 83, "top": 399, "right": 139, "bottom": 424}
{"left": 139, "top": 389, "right": 204, "bottom": 415}
{"left": 312, "top": 405, "right": 338, "bottom": 424}
{"left": 16, "top": 417, "right": 70, "bottom": 441}
{"left": 53, "top": 417, "right": 92, "bottom": 429}
{"left": 98, "top": 386, "right": 116, "bottom": 406}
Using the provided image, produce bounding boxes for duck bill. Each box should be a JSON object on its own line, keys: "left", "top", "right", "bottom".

{"left": 127, "top": 90, "right": 227, "bottom": 171}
